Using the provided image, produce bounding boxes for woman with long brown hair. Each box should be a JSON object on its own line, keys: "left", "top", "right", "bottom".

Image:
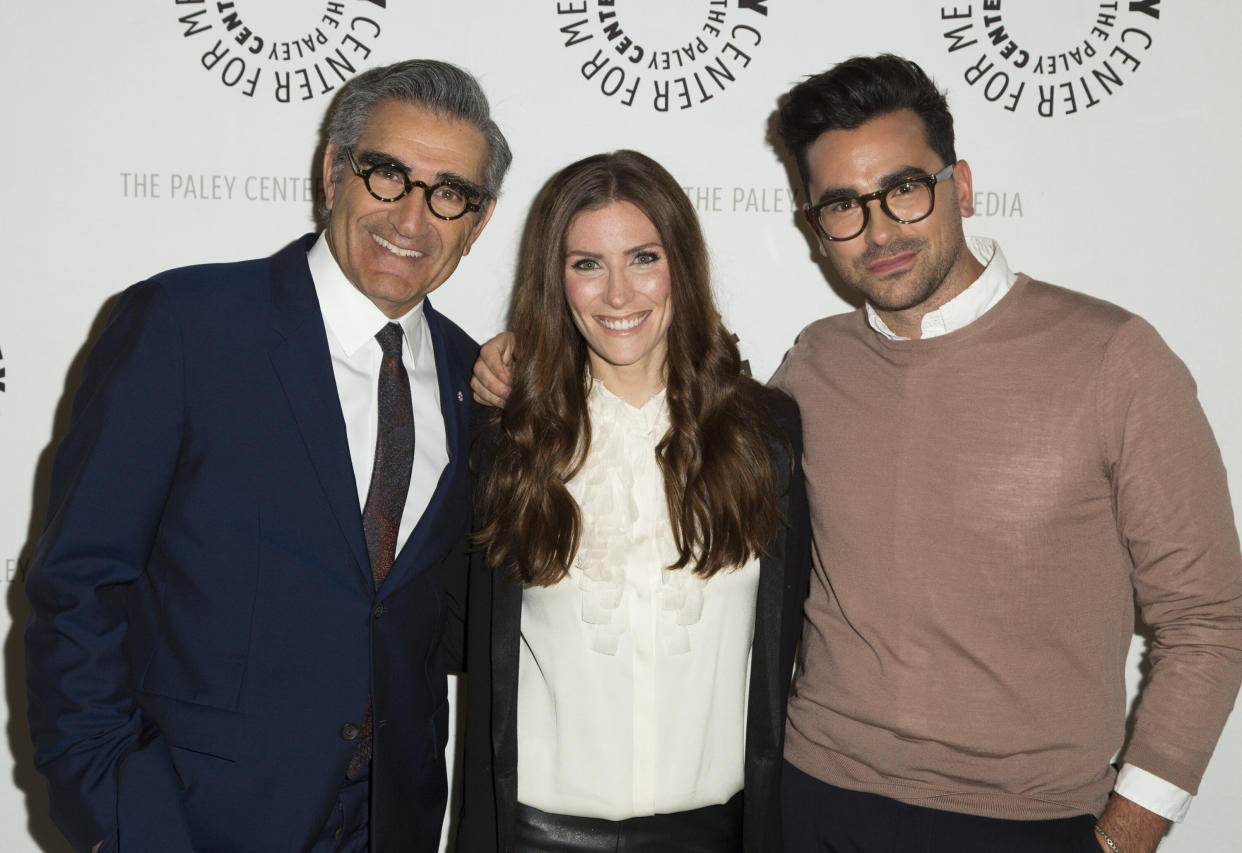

{"left": 456, "top": 150, "right": 810, "bottom": 852}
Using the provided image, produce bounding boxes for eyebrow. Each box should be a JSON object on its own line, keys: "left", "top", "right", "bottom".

{"left": 565, "top": 241, "right": 664, "bottom": 259}
{"left": 815, "top": 165, "right": 935, "bottom": 205}
{"left": 355, "top": 148, "right": 487, "bottom": 198}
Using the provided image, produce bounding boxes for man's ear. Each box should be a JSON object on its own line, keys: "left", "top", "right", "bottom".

{"left": 803, "top": 204, "right": 830, "bottom": 258}
{"left": 953, "top": 159, "right": 975, "bottom": 218}
{"left": 322, "top": 143, "right": 340, "bottom": 213}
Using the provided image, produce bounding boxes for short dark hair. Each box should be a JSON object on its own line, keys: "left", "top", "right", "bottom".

{"left": 324, "top": 59, "right": 512, "bottom": 200}
{"left": 777, "top": 54, "right": 956, "bottom": 195}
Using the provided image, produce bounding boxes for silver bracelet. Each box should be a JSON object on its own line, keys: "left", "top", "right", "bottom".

{"left": 1094, "top": 823, "right": 1123, "bottom": 853}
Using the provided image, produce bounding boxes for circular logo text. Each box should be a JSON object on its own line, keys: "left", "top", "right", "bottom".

{"left": 554, "top": 0, "right": 771, "bottom": 112}
{"left": 939, "top": 0, "right": 1162, "bottom": 118}
{"left": 173, "top": 0, "right": 390, "bottom": 103}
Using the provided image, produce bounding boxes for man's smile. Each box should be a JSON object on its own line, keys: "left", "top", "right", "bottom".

{"left": 371, "top": 232, "right": 425, "bottom": 259}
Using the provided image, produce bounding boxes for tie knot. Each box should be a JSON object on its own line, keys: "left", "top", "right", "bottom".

{"left": 375, "top": 322, "right": 404, "bottom": 360}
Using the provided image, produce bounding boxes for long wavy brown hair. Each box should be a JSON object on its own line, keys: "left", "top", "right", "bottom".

{"left": 476, "top": 150, "right": 783, "bottom": 585}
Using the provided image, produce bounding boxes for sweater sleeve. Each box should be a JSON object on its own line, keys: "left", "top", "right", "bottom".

{"left": 1098, "top": 316, "right": 1242, "bottom": 794}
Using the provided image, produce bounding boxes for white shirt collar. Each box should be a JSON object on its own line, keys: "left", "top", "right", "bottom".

{"left": 307, "top": 232, "right": 426, "bottom": 358}
{"left": 865, "top": 236, "right": 1017, "bottom": 341}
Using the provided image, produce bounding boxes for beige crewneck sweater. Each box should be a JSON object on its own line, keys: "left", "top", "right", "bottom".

{"left": 772, "top": 275, "right": 1242, "bottom": 820}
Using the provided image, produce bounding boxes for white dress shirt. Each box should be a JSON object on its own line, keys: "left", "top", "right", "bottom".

{"left": 516, "top": 381, "right": 760, "bottom": 819}
{"left": 864, "top": 235, "right": 1191, "bottom": 822}
{"left": 307, "top": 233, "right": 448, "bottom": 559}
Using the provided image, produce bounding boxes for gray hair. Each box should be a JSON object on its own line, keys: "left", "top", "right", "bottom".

{"left": 324, "top": 59, "right": 512, "bottom": 200}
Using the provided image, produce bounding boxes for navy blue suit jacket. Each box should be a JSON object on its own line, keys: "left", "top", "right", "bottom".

{"left": 25, "top": 234, "right": 475, "bottom": 853}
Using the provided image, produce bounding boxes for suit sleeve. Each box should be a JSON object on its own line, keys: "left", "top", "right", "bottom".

{"left": 25, "top": 280, "right": 195, "bottom": 852}
{"left": 1100, "top": 317, "right": 1242, "bottom": 794}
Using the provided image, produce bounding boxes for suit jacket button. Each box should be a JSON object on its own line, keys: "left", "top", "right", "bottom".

{"left": 340, "top": 722, "right": 360, "bottom": 741}
{"left": 374, "top": 602, "right": 386, "bottom": 618}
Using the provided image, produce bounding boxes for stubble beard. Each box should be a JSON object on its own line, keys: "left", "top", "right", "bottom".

{"left": 847, "top": 235, "right": 963, "bottom": 314}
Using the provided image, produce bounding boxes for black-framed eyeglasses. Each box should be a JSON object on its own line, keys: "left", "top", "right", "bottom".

{"left": 345, "top": 148, "right": 486, "bottom": 221}
{"left": 805, "top": 163, "right": 956, "bottom": 242}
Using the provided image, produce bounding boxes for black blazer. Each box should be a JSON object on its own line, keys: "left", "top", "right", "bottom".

{"left": 455, "top": 387, "right": 811, "bottom": 852}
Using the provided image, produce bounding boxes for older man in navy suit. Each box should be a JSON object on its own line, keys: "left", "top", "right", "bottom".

{"left": 24, "top": 59, "right": 511, "bottom": 853}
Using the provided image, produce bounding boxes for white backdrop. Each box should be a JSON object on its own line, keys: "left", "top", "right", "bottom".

{"left": 2, "top": 2, "right": 1239, "bottom": 850}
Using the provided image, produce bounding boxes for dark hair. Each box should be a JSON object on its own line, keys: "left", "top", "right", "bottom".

{"left": 777, "top": 54, "right": 956, "bottom": 195}
{"left": 476, "top": 150, "right": 783, "bottom": 585}
{"left": 323, "top": 59, "right": 512, "bottom": 200}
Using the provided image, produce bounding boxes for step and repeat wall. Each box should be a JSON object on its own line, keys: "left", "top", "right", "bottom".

{"left": 2, "top": 2, "right": 1239, "bottom": 850}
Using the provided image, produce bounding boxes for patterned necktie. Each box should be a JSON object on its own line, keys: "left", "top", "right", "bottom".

{"left": 362, "top": 321, "right": 415, "bottom": 588}
{"left": 348, "top": 321, "right": 415, "bottom": 778}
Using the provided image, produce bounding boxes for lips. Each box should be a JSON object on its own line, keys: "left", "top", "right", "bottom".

{"left": 596, "top": 311, "right": 650, "bottom": 331}
{"left": 371, "top": 232, "right": 424, "bottom": 259}
{"left": 866, "top": 251, "right": 916, "bottom": 276}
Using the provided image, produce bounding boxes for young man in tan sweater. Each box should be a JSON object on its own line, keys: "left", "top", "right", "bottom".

{"left": 469, "top": 54, "right": 1242, "bottom": 853}
{"left": 769, "top": 54, "right": 1242, "bottom": 853}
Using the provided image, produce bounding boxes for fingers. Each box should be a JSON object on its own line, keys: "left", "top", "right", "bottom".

{"left": 472, "top": 332, "right": 517, "bottom": 406}
{"left": 485, "top": 332, "right": 516, "bottom": 378}
{"left": 471, "top": 370, "right": 508, "bottom": 407}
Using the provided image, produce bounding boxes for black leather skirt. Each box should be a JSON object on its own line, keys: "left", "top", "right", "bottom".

{"left": 513, "top": 791, "right": 743, "bottom": 852}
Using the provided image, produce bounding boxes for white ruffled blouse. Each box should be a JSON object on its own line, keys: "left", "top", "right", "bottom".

{"left": 515, "top": 380, "right": 761, "bottom": 820}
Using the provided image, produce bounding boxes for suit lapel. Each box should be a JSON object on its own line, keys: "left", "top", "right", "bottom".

{"left": 382, "top": 298, "right": 470, "bottom": 592}
{"left": 267, "top": 235, "right": 370, "bottom": 583}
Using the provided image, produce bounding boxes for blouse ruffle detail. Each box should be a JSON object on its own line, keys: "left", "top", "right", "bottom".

{"left": 566, "top": 381, "right": 705, "bottom": 656}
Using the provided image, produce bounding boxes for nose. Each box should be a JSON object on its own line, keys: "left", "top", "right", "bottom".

{"left": 602, "top": 270, "right": 633, "bottom": 309}
{"left": 389, "top": 189, "right": 432, "bottom": 238}
{"left": 861, "top": 197, "right": 896, "bottom": 246}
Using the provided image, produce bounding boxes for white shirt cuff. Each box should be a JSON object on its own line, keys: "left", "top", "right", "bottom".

{"left": 1114, "top": 763, "right": 1193, "bottom": 822}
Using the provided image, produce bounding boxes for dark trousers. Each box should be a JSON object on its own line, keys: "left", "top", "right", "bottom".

{"left": 781, "top": 761, "right": 1100, "bottom": 853}
{"left": 514, "top": 791, "right": 743, "bottom": 852}
{"left": 308, "top": 767, "right": 371, "bottom": 853}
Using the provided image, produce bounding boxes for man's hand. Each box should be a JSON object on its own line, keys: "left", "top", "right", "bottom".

{"left": 471, "top": 332, "right": 516, "bottom": 407}
{"left": 1095, "top": 792, "right": 1170, "bottom": 853}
